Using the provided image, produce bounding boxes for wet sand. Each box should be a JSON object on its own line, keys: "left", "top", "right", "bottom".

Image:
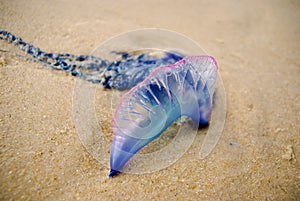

{"left": 0, "top": 0, "right": 299, "bottom": 200}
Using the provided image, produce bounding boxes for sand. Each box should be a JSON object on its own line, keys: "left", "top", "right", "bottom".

{"left": 0, "top": 0, "right": 299, "bottom": 200}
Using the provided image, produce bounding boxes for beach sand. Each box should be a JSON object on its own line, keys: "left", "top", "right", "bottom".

{"left": 0, "top": 0, "right": 299, "bottom": 200}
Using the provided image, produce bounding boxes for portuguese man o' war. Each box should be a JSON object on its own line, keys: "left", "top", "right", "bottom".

{"left": 0, "top": 30, "right": 219, "bottom": 177}
{"left": 109, "top": 56, "right": 218, "bottom": 177}
{"left": 0, "top": 30, "right": 184, "bottom": 90}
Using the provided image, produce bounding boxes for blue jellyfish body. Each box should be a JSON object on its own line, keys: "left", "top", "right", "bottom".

{"left": 109, "top": 56, "right": 218, "bottom": 177}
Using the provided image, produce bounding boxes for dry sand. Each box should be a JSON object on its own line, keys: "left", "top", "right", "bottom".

{"left": 0, "top": 0, "right": 299, "bottom": 200}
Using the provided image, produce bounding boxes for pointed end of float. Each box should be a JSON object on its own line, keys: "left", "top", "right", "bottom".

{"left": 108, "top": 169, "right": 120, "bottom": 178}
